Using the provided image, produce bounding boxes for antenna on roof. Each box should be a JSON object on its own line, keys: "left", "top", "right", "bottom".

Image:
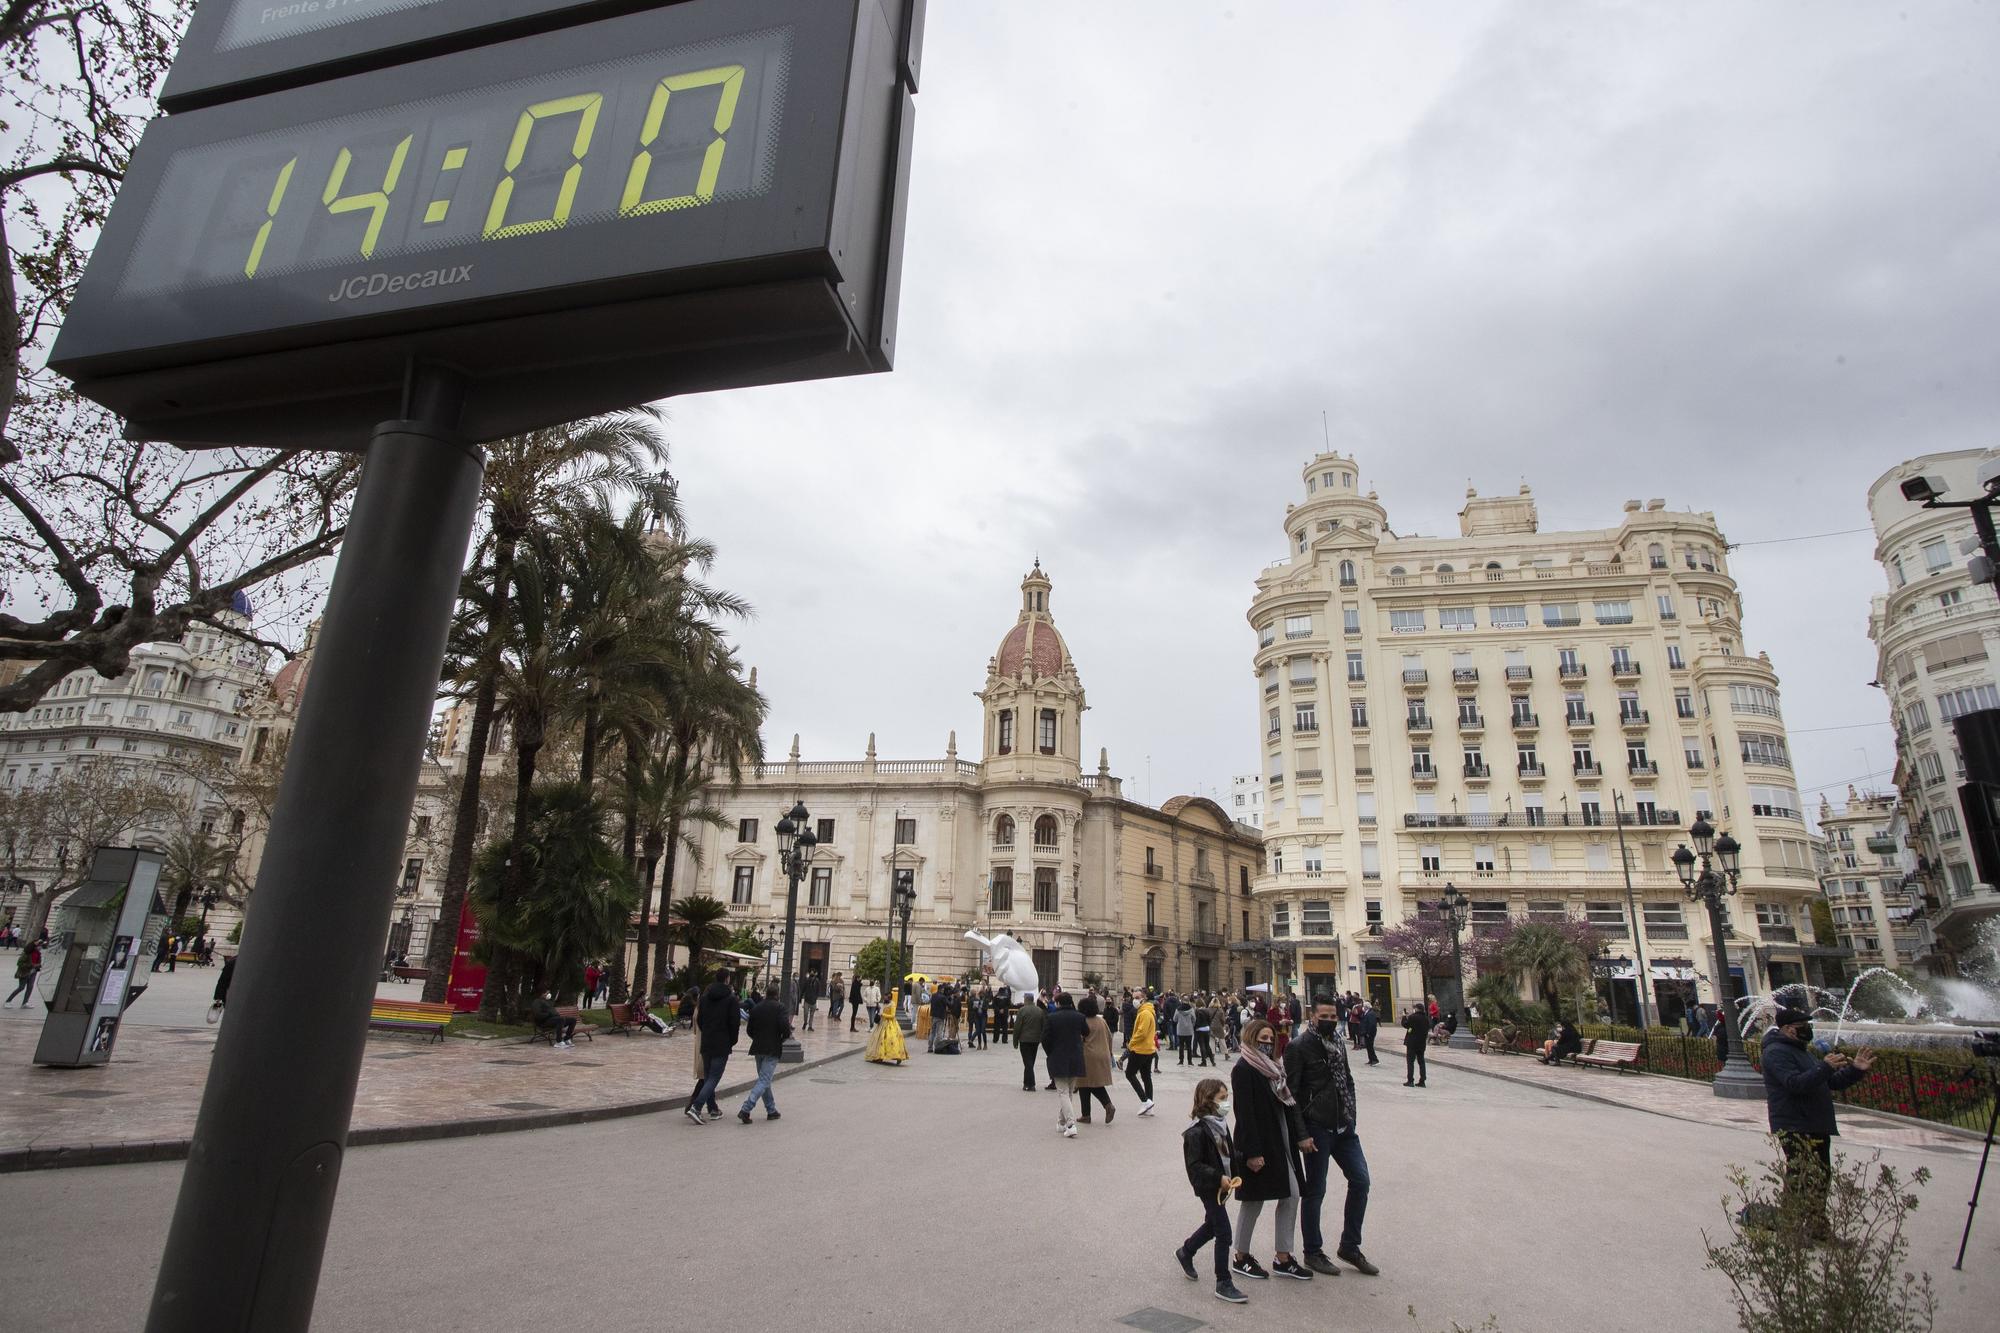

{"left": 1321, "top": 410, "right": 1331, "bottom": 451}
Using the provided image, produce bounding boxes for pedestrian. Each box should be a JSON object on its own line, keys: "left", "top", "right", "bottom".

{"left": 1224, "top": 997, "right": 1242, "bottom": 1053}
{"left": 686, "top": 975, "right": 739, "bottom": 1125}
{"left": 532, "top": 990, "right": 578, "bottom": 1049}
{"left": 1014, "top": 992, "right": 1047, "bottom": 1091}
{"left": 1176, "top": 1077, "right": 1250, "bottom": 1305}
{"left": 583, "top": 961, "right": 601, "bottom": 1009}
{"left": 1161, "top": 990, "right": 1181, "bottom": 1054}
{"left": 1229, "top": 1019, "right": 1316, "bottom": 1282}
{"left": 828, "top": 970, "right": 845, "bottom": 1024}
{"left": 1119, "top": 990, "right": 1138, "bottom": 1069}
{"left": 1401, "top": 1004, "right": 1428, "bottom": 1087}
{"left": 1760, "top": 1004, "right": 1875, "bottom": 1236}
{"left": 1355, "top": 1001, "right": 1380, "bottom": 1065}
{"left": 7, "top": 942, "right": 41, "bottom": 1006}
{"left": 800, "top": 971, "right": 819, "bottom": 1031}
{"left": 208, "top": 953, "right": 236, "bottom": 1022}
{"left": 151, "top": 931, "right": 172, "bottom": 974}
{"left": 1193, "top": 998, "right": 1216, "bottom": 1066}
{"left": 1264, "top": 995, "right": 1291, "bottom": 1058}
{"left": 948, "top": 981, "right": 964, "bottom": 1042}
{"left": 1076, "top": 995, "right": 1117, "bottom": 1125}
{"left": 1176, "top": 1002, "right": 1197, "bottom": 1066}
{"left": 1285, "top": 995, "right": 1377, "bottom": 1276}
{"left": 848, "top": 972, "right": 865, "bottom": 1031}
{"left": 1286, "top": 990, "right": 1303, "bottom": 1034}
{"left": 862, "top": 977, "right": 882, "bottom": 1028}
{"left": 993, "top": 984, "right": 1012, "bottom": 1044}
{"left": 1125, "top": 989, "right": 1159, "bottom": 1114}
{"left": 970, "top": 986, "right": 989, "bottom": 1049}
{"left": 1045, "top": 992, "right": 1088, "bottom": 1138}
{"left": 738, "top": 986, "right": 791, "bottom": 1123}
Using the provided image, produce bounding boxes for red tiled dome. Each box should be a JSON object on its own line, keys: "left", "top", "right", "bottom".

{"left": 272, "top": 655, "right": 311, "bottom": 709}
{"left": 998, "top": 619, "right": 1065, "bottom": 677}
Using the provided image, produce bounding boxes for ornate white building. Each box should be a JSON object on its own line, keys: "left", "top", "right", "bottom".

{"left": 674, "top": 565, "right": 1266, "bottom": 996}
{"left": 1815, "top": 788, "right": 1921, "bottom": 972}
{"left": 1247, "top": 450, "right": 1823, "bottom": 1021}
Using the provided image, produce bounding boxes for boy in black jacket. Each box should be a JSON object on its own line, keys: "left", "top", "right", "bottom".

{"left": 1175, "top": 1078, "right": 1250, "bottom": 1304}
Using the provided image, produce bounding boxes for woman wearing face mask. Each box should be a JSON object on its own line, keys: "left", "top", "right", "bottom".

{"left": 1228, "top": 1019, "right": 1317, "bottom": 1282}
{"left": 1176, "top": 1077, "right": 1248, "bottom": 1303}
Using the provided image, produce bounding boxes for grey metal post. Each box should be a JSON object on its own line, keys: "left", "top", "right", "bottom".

{"left": 147, "top": 369, "right": 483, "bottom": 1332}
{"left": 777, "top": 844, "right": 805, "bottom": 1063}
{"left": 1612, "top": 792, "right": 1655, "bottom": 1030}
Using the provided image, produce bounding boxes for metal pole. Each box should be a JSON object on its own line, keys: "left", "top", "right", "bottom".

{"left": 1447, "top": 908, "right": 1477, "bottom": 1049}
{"left": 776, "top": 847, "right": 804, "bottom": 1063}
{"left": 898, "top": 895, "right": 914, "bottom": 1031}
{"left": 147, "top": 368, "right": 482, "bottom": 1332}
{"left": 1702, "top": 878, "right": 1763, "bottom": 1099}
{"left": 1612, "top": 792, "right": 1655, "bottom": 1031}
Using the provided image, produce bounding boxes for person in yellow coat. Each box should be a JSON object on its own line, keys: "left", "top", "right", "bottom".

{"left": 1125, "top": 991, "right": 1159, "bottom": 1114}
{"left": 867, "top": 987, "right": 910, "bottom": 1065}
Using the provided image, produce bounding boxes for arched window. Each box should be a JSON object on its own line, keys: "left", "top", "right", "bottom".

{"left": 994, "top": 814, "right": 1015, "bottom": 847}
{"left": 1485, "top": 561, "right": 1502, "bottom": 570}
{"left": 1038, "top": 709, "right": 1058, "bottom": 753}
{"left": 989, "top": 867, "right": 1013, "bottom": 912}
{"left": 1388, "top": 566, "right": 1406, "bottom": 577}
{"left": 1339, "top": 560, "right": 1356, "bottom": 585}
{"left": 1435, "top": 563, "right": 1453, "bottom": 574}
{"left": 1647, "top": 543, "right": 1665, "bottom": 569}
{"left": 996, "top": 709, "right": 1013, "bottom": 754}
{"left": 1033, "top": 814, "right": 1059, "bottom": 849}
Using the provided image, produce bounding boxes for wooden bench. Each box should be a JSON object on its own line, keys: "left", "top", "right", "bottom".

{"left": 368, "top": 998, "right": 453, "bottom": 1043}
{"left": 392, "top": 965, "right": 429, "bottom": 983}
{"left": 528, "top": 1004, "right": 593, "bottom": 1046}
{"left": 605, "top": 1002, "right": 659, "bottom": 1036}
{"left": 1572, "top": 1038, "right": 1643, "bottom": 1071}
{"left": 1478, "top": 1024, "right": 1519, "bottom": 1055}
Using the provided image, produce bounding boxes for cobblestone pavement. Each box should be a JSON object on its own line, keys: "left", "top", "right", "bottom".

{"left": 0, "top": 969, "right": 867, "bottom": 1164}
{"left": 1428, "top": 1046, "right": 1980, "bottom": 1153}
{"left": 2, "top": 1028, "right": 1995, "bottom": 1332}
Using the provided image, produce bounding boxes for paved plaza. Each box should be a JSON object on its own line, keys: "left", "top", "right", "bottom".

{"left": 2, "top": 1001, "right": 1995, "bottom": 1332}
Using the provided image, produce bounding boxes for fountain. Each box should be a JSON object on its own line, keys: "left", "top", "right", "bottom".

{"left": 1728, "top": 966, "right": 1999, "bottom": 1055}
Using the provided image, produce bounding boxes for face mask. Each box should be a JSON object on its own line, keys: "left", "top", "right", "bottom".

{"left": 1793, "top": 1023, "right": 1814, "bottom": 1042}
{"left": 1317, "top": 1019, "right": 1337, "bottom": 1039}
{"left": 1214, "top": 1098, "right": 1231, "bottom": 1117}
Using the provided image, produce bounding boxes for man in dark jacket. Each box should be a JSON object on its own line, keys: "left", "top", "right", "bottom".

{"left": 1400, "top": 1004, "right": 1429, "bottom": 1087}
{"left": 848, "top": 973, "right": 865, "bottom": 1031}
{"left": 738, "top": 988, "right": 792, "bottom": 1123}
{"left": 687, "top": 977, "right": 740, "bottom": 1125}
{"left": 1285, "top": 996, "right": 1376, "bottom": 1276}
{"left": 1761, "top": 1006, "right": 1873, "bottom": 1232}
{"left": 1354, "top": 1002, "right": 1380, "bottom": 1064}
{"left": 799, "top": 971, "right": 819, "bottom": 1030}
{"left": 1014, "top": 994, "right": 1047, "bottom": 1090}
{"left": 1044, "top": 992, "right": 1089, "bottom": 1137}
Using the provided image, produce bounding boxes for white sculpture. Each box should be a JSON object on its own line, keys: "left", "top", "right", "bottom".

{"left": 964, "top": 930, "right": 1038, "bottom": 999}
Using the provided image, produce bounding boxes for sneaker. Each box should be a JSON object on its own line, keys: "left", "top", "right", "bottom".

{"left": 737, "top": 1109, "right": 752, "bottom": 1124}
{"left": 1214, "top": 1281, "right": 1248, "bottom": 1304}
{"left": 1304, "top": 1251, "right": 1342, "bottom": 1276}
{"left": 1271, "top": 1257, "right": 1313, "bottom": 1281}
{"left": 1336, "top": 1246, "right": 1380, "bottom": 1276}
{"left": 1139, "top": 1100, "right": 1156, "bottom": 1116}
{"left": 1231, "top": 1254, "right": 1269, "bottom": 1280}
{"left": 1174, "top": 1247, "right": 1198, "bottom": 1282}
{"left": 683, "top": 1106, "right": 705, "bottom": 1126}
{"left": 766, "top": 1111, "right": 781, "bottom": 1121}
{"left": 703, "top": 1108, "right": 723, "bottom": 1121}
{"left": 1062, "top": 1124, "right": 1078, "bottom": 1138}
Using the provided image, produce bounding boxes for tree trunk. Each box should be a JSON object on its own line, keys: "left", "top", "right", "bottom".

{"left": 651, "top": 810, "right": 683, "bottom": 1004}
{"left": 422, "top": 678, "right": 495, "bottom": 1004}
{"left": 478, "top": 729, "right": 540, "bottom": 1022}
{"left": 578, "top": 694, "right": 601, "bottom": 791}
{"left": 20, "top": 883, "right": 63, "bottom": 944}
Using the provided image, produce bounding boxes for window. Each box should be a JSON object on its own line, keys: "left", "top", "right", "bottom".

{"left": 1675, "top": 688, "right": 1695, "bottom": 719}
{"left": 1343, "top": 606, "right": 1360, "bottom": 634}
{"left": 1491, "top": 604, "right": 1527, "bottom": 628}
{"left": 1289, "top": 656, "right": 1315, "bottom": 686}
{"left": 1473, "top": 844, "right": 1496, "bottom": 873}
{"left": 989, "top": 866, "right": 1013, "bottom": 911}
{"left": 996, "top": 708, "right": 1020, "bottom": 753}
{"left": 1458, "top": 697, "right": 1481, "bottom": 725}
{"left": 1935, "top": 805, "right": 1962, "bottom": 839}
{"left": 1581, "top": 798, "right": 1602, "bottom": 826}
{"left": 1146, "top": 891, "right": 1157, "bottom": 926}
{"left": 1524, "top": 793, "right": 1546, "bottom": 826}
{"left": 133, "top": 704, "right": 150, "bottom": 719}
{"left": 1922, "top": 538, "right": 1951, "bottom": 573}
{"left": 1585, "top": 844, "right": 1611, "bottom": 871}
{"left": 1463, "top": 743, "right": 1485, "bottom": 771}
{"left": 1339, "top": 559, "right": 1356, "bottom": 586}
{"left": 1365, "top": 899, "right": 1383, "bottom": 927}
{"left": 1618, "top": 691, "right": 1643, "bottom": 721}
{"left": 1565, "top": 692, "right": 1588, "bottom": 721}
{"left": 1390, "top": 609, "right": 1426, "bottom": 634}
{"left": 1593, "top": 600, "right": 1634, "bottom": 625}
{"left": 1610, "top": 646, "right": 1634, "bottom": 672}
{"left": 1747, "top": 785, "right": 1800, "bottom": 819}
{"left": 1439, "top": 607, "right": 1475, "bottom": 632}
{"left": 1892, "top": 556, "right": 1907, "bottom": 588}
{"left": 1518, "top": 742, "right": 1540, "bottom": 770}
{"left": 1684, "top": 739, "right": 1705, "bottom": 769}
{"left": 1411, "top": 746, "right": 1433, "bottom": 775}
{"left": 809, "top": 867, "right": 832, "bottom": 907}
{"left": 1259, "top": 622, "right": 1275, "bottom": 648}
{"left": 1667, "top": 644, "right": 1685, "bottom": 670}
{"left": 1034, "top": 815, "right": 1059, "bottom": 848}
{"left": 1038, "top": 709, "right": 1057, "bottom": 753}
{"left": 1657, "top": 593, "right": 1677, "bottom": 621}
{"left": 1586, "top": 901, "right": 1625, "bottom": 928}
{"left": 1350, "top": 699, "right": 1369, "bottom": 728}
{"left": 1739, "top": 732, "right": 1790, "bottom": 766}
{"left": 1420, "top": 845, "right": 1442, "bottom": 873}
{"left": 1648, "top": 543, "right": 1667, "bottom": 569}
{"left": 732, "top": 865, "right": 755, "bottom": 905}
{"left": 1905, "top": 700, "right": 1931, "bottom": 733}
{"left": 1034, "top": 866, "right": 1059, "bottom": 913}
{"left": 1360, "top": 842, "right": 1380, "bottom": 878}
{"left": 1295, "top": 702, "right": 1318, "bottom": 732}
{"left": 994, "top": 814, "right": 1015, "bottom": 846}
{"left": 1729, "top": 684, "right": 1783, "bottom": 717}
{"left": 1529, "top": 843, "right": 1555, "bottom": 871}
{"left": 738, "top": 818, "right": 759, "bottom": 843}
{"left": 402, "top": 857, "right": 423, "bottom": 890}
{"left": 816, "top": 817, "right": 836, "bottom": 843}
{"left": 1543, "top": 602, "right": 1580, "bottom": 627}
{"left": 1347, "top": 652, "right": 1365, "bottom": 682}
{"left": 1302, "top": 900, "right": 1332, "bottom": 936}
{"left": 1356, "top": 791, "right": 1376, "bottom": 825}
{"left": 1407, "top": 699, "right": 1430, "bottom": 726}
{"left": 1285, "top": 614, "right": 1313, "bottom": 640}
{"left": 1917, "top": 752, "right": 1946, "bottom": 786}
{"left": 1303, "top": 845, "right": 1324, "bottom": 873}
{"left": 413, "top": 814, "right": 432, "bottom": 839}
{"left": 1268, "top": 707, "right": 1281, "bottom": 738}
{"left": 895, "top": 817, "right": 917, "bottom": 844}
{"left": 1940, "top": 588, "right": 1965, "bottom": 613}
{"left": 1273, "top": 903, "right": 1291, "bottom": 936}
{"left": 1938, "top": 684, "right": 2000, "bottom": 721}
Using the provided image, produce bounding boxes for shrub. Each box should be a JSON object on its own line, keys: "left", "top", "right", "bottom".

{"left": 854, "top": 938, "right": 911, "bottom": 992}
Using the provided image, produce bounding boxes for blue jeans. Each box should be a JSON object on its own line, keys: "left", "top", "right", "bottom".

{"left": 1300, "top": 1125, "right": 1370, "bottom": 1255}
{"left": 739, "top": 1054, "right": 779, "bottom": 1115}
{"left": 694, "top": 1053, "right": 729, "bottom": 1115}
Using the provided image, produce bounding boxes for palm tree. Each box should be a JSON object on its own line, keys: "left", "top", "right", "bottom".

{"left": 623, "top": 738, "right": 726, "bottom": 1003}
{"left": 662, "top": 894, "right": 731, "bottom": 989}
{"left": 469, "top": 782, "right": 636, "bottom": 1001}
{"left": 1497, "top": 921, "right": 1600, "bottom": 1021}
{"left": 421, "top": 411, "right": 672, "bottom": 1006}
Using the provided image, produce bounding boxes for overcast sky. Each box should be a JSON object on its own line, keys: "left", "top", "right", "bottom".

{"left": 655, "top": 1, "right": 2000, "bottom": 819}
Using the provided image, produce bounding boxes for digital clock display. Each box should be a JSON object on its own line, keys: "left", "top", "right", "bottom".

{"left": 121, "top": 25, "right": 790, "bottom": 298}
{"left": 216, "top": 0, "right": 445, "bottom": 51}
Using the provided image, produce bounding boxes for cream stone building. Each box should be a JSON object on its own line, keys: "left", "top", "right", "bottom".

{"left": 673, "top": 565, "right": 1265, "bottom": 996}
{"left": 1247, "top": 451, "right": 1821, "bottom": 1022}
{"left": 1815, "top": 789, "right": 1922, "bottom": 972}
{"left": 1867, "top": 450, "right": 2000, "bottom": 976}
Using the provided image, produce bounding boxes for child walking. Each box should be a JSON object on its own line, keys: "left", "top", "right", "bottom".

{"left": 1175, "top": 1078, "right": 1249, "bottom": 1304}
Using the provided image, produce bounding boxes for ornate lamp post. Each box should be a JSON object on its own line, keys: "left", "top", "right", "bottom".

{"left": 772, "top": 800, "right": 816, "bottom": 1063}
{"left": 893, "top": 873, "right": 917, "bottom": 1030}
{"left": 1673, "top": 815, "right": 1762, "bottom": 1099}
{"left": 1440, "top": 882, "right": 1478, "bottom": 1049}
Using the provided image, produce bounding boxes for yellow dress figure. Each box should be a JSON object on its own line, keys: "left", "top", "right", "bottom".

{"left": 867, "top": 987, "right": 909, "bottom": 1065}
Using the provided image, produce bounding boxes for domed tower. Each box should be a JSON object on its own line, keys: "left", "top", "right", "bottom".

{"left": 980, "top": 562, "right": 1086, "bottom": 784}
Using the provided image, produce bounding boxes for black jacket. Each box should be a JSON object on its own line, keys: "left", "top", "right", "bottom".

{"left": 1229, "top": 1057, "right": 1308, "bottom": 1202}
{"left": 849, "top": 976, "right": 864, "bottom": 1005}
{"left": 1355, "top": 1008, "right": 1379, "bottom": 1042}
{"left": 1283, "top": 1028, "right": 1354, "bottom": 1133}
{"left": 1182, "top": 1119, "right": 1235, "bottom": 1200}
{"left": 746, "top": 997, "right": 791, "bottom": 1057}
{"left": 1043, "top": 1005, "right": 1088, "bottom": 1078}
{"left": 1761, "top": 1028, "right": 1865, "bottom": 1137}
{"left": 1401, "top": 1009, "right": 1429, "bottom": 1051}
{"left": 698, "top": 980, "right": 741, "bottom": 1057}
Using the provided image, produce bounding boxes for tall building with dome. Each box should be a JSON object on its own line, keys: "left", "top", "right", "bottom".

{"left": 1246, "top": 451, "right": 1822, "bottom": 1022}
{"left": 671, "top": 565, "right": 1266, "bottom": 996}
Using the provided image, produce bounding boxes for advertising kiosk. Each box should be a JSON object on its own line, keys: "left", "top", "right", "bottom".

{"left": 32, "top": 848, "right": 169, "bottom": 1069}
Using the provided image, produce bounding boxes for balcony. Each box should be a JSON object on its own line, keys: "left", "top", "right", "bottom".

{"left": 1293, "top": 722, "right": 1319, "bottom": 736}
{"left": 1611, "top": 660, "right": 1642, "bottom": 680}
{"left": 1406, "top": 715, "right": 1434, "bottom": 735}
{"left": 1628, "top": 760, "right": 1660, "bottom": 777}
{"left": 1566, "top": 712, "right": 1596, "bottom": 730}
{"left": 1617, "top": 807, "right": 1681, "bottom": 827}
{"left": 1189, "top": 930, "right": 1224, "bottom": 950}
{"left": 1505, "top": 665, "right": 1533, "bottom": 682}
{"left": 1650, "top": 557, "right": 1669, "bottom": 570}
{"left": 1645, "top": 922, "right": 1690, "bottom": 939}
{"left": 1558, "top": 663, "right": 1587, "bottom": 679}
{"left": 1402, "top": 669, "right": 1429, "bottom": 687}
{"left": 1265, "top": 682, "right": 1279, "bottom": 695}
{"left": 1518, "top": 763, "right": 1547, "bottom": 783}
{"left": 1411, "top": 765, "right": 1438, "bottom": 786}
{"left": 1546, "top": 617, "right": 1582, "bottom": 629}
{"left": 1190, "top": 869, "right": 1216, "bottom": 888}
{"left": 1464, "top": 762, "right": 1491, "bottom": 785}
{"left": 1759, "top": 925, "right": 1799, "bottom": 944}
{"left": 1866, "top": 835, "right": 1899, "bottom": 855}
{"left": 1453, "top": 668, "right": 1480, "bottom": 687}
{"left": 1511, "top": 712, "right": 1539, "bottom": 731}
{"left": 1620, "top": 709, "right": 1651, "bottom": 730}
{"left": 1458, "top": 713, "right": 1485, "bottom": 734}
{"left": 1295, "top": 769, "right": 1323, "bottom": 784}
{"left": 1266, "top": 775, "right": 1283, "bottom": 789}
{"left": 1573, "top": 761, "right": 1603, "bottom": 778}
{"left": 1144, "top": 923, "right": 1168, "bottom": 939}
{"left": 1145, "top": 864, "right": 1163, "bottom": 878}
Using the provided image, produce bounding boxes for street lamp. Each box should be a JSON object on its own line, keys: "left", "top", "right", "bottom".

{"left": 1439, "top": 882, "right": 1478, "bottom": 1049}
{"left": 1673, "top": 815, "right": 1761, "bottom": 1099}
{"left": 772, "top": 800, "right": 815, "bottom": 1063}
{"left": 893, "top": 872, "right": 917, "bottom": 1031}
